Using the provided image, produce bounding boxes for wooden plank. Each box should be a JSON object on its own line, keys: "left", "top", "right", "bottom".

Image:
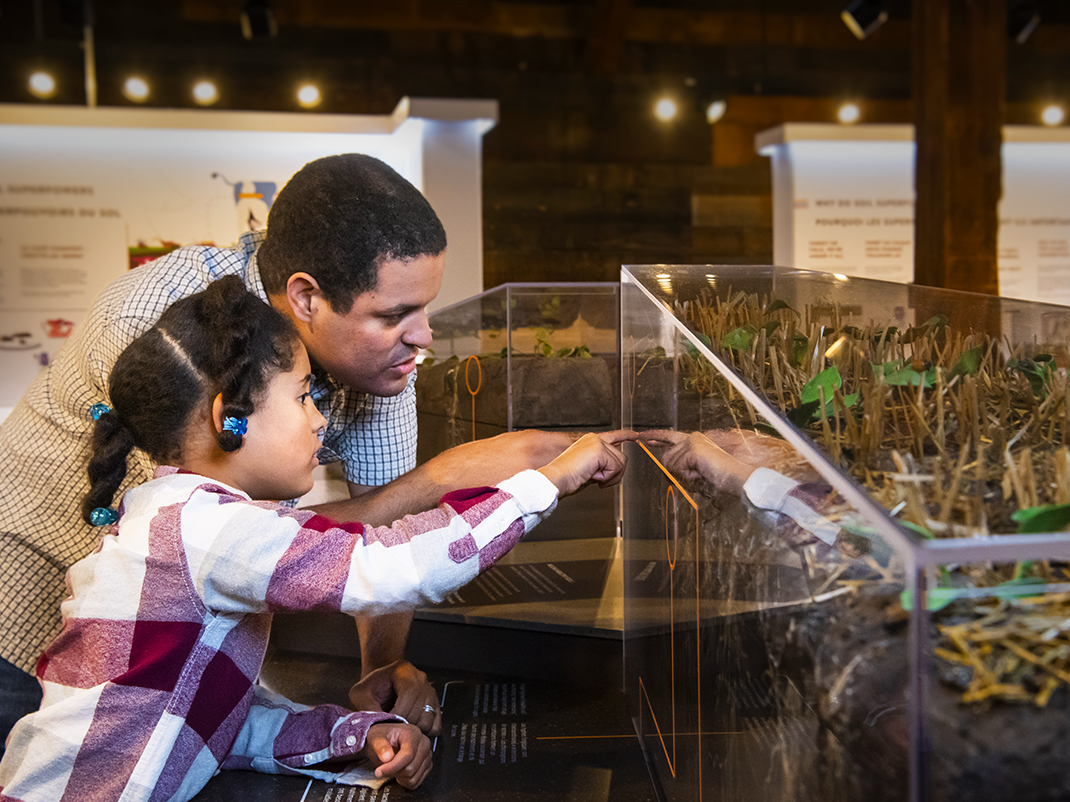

{"left": 691, "top": 195, "right": 771, "bottom": 228}
{"left": 585, "top": 0, "right": 632, "bottom": 75}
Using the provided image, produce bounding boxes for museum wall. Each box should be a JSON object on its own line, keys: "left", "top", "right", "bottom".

{"left": 4, "top": 1, "right": 1070, "bottom": 286}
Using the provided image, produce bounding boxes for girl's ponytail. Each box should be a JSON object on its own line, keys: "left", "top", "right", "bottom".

{"left": 82, "top": 410, "right": 136, "bottom": 525}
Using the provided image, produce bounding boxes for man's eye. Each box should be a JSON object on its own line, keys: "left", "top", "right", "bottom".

{"left": 299, "top": 392, "right": 312, "bottom": 404}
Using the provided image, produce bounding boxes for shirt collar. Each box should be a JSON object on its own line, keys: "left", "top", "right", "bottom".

{"left": 240, "top": 229, "right": 269, "bottom": 304}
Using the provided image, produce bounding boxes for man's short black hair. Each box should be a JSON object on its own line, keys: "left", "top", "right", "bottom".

{"left": 257, "top": 154, "right": 447, "bottom": 313}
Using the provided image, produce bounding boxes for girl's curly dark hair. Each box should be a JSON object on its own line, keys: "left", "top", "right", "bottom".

{"left": 82, "top": 276, "right": 300, "bottom": 524}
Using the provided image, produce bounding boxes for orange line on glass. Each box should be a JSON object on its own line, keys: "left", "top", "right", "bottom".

{"left": 638, "top": 675, "right": 675, "bottom": 778}
{"left": 637, "top": 441, "right": 698, "bottom": 509}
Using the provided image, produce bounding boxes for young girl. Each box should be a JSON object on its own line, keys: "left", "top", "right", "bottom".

{"left": 0, "top": 276, "right": 628, "bottom": 802}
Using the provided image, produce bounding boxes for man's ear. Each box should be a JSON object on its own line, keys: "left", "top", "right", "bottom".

{"left": 285, "top": 272, "right": 323, "bottom": 324}
{"left": 211, "top": 393, "right": 226, "bottom": 435}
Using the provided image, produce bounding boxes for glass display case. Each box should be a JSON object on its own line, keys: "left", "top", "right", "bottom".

{"left": 621, "top": 264, "right": 1070, "bottom": 802}
{"left": 414, "top": 283, "right": 623, "bottom": 633}
{"left": 418, "top": 282, "right": 619, "bottom": 443}
{"left": 418, "top": 283, "right": 619, "bottom": 535}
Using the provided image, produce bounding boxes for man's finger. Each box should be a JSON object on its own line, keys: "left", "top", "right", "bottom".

{"left": 598, "top": 429, "right": 640, "bottom": 446}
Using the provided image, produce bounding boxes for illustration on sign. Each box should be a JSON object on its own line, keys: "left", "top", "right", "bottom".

{"left": 212, "top": 173, "right": 277, "bottom": 231}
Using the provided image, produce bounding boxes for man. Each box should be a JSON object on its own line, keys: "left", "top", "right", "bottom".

{"left": 0, "top": 154, "right": 574, "bottom": 752}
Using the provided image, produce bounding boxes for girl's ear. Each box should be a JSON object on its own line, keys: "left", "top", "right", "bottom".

{"left": 211, "top": 393, "right": 226, "bottom": 435}
{"left": 285, "top": 272, "right": 323, "bottom": 325}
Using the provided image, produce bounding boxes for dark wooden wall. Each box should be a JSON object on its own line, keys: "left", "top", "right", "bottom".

{"left": 3, "top": 0, "right": 1070, "bottom": 288}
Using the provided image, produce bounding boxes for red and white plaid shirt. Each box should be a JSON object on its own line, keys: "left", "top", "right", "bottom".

{"left": 0, "top": 466, "right": 557, "bottom": 802}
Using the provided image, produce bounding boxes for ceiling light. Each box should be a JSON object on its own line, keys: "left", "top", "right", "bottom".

{"left": 192, "top": 80, "right": 219, "bottom": 106}
{"left": 122, "top": 76, "right": 150, "bottom": 102}
{"left": 296, "top": 84, "right": 321, "bottom": 109}
{"left": 1042, "top": 104, "right": 1065, "bottom": 127}
{"left": 838, "top": 102, "right": 861, "bottom": 124}
{"left": 28, "top": 71, "right": 57, "bottom": 99}
{"left": 654, "top": 97, "right": 678, "bottom": 122}
{"left": 841, "top": 0, "right": 888, "bottom": 40}
{"left": 706, "top": 100, "right": 727, "bottom": 124}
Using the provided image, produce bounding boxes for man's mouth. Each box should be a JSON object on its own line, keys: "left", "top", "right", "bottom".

{"left": 390, "top": 354, "right": 418, "bottom": 373}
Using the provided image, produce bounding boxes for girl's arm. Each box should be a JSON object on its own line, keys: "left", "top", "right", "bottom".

{"left": 181, "top": 469, "right": 559, "bottom": 616}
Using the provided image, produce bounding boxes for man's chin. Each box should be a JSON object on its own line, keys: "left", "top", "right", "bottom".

{"left": 353, "top": 374, "right": 410, "bottom": 398}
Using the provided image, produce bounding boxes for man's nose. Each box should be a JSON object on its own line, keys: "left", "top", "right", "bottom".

{"left": 404, "top": 311, "right": 433, "bottom": 349}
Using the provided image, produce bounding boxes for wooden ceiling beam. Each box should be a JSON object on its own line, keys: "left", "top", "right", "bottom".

{"left": 181, "top": 1, "right": 913, "bottom": 50}
{"left": 182, "top": 1, "right": 1070, "bottom": 54}
{"left": 585, "top": 0, "right": 632, "bottom": 75}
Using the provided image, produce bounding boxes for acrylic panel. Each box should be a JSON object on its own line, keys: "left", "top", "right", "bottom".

{"left": 417, "top": 282, "right": 619, "bottom": 543}
{"left": 621, "top": 264, "right": 1070, "bottom": 802}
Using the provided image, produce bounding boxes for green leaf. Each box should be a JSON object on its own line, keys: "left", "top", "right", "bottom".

{"left": 762, "top": 320, "right": 781, "bottom": 337}
{"left": 900, "top": 587, "right": 957, "bottom": 612}
{"left": 948, "top": 346, "right": 984, "bottom": 381}
{"left": 1011, "top": 501, "right": 1070, "bottom": 534}
{"left": 1009, "top": 357, "right": 1054, "bottom": 398}
{"left": 683, "top": 332, "right": 713, "bottom": 357}
{"left": 766, "top": 299, "right": 798, "bottom": 316}
{"left": 786, "top": 400, "right": 821, "bottom": 428}
{"left": 902, "top": 577, "right": 1048, "bottom": 611}
{"left": 901, "top": 314, "right": 948, "bottom": 344}
{"left": 873, "top": 360, "right": 935, "bottom": 388}
{"left": 899, "top": 520, "right": 935, "bottom": 540}
{"left": 722, "top": 325, "right": 756, "bottom": 352}
{"left": 872, "top": 326, "right": 898, "bottom": 343}
{"left": 800, "top": 366, "right": 843, "bottom": 404}
{"left": 997, "top": 576, "right": 1045, "bottom": 591}
{"left": 788, "top": 367, "right": 859, "bottom": 424}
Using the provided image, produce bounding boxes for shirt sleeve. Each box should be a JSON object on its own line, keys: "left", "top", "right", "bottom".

{"left": 180, "top": 469, "right": 559, "bottom": 616}
{"left": 220, "top": 685, "right": 399, "bottom": 788}
{"left": 741, "top": 467, "right": 869, "bottom": 555}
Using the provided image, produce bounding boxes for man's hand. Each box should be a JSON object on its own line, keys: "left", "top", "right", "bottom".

{"left": 363, "top": 721, "right": 433, "bottom": 789}
{"left": 701, "top": 428, "right": 801, "bottom": 472}
{"left": 642, "top": 429, "right": 756, "bottom": 495}
{"left": 349, "top": 660, "right": 441, "bottom": 736}
{"left": 537, "top": 430, "right": 636, "bottom": 497}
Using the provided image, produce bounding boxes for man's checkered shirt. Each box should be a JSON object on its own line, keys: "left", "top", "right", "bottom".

{"left": 0, "top": 231, "right": 417, "bottom": 673}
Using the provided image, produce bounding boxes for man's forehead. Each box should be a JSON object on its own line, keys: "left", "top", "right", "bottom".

{"left": 362, "top": 252, "right": 444, "bottom": 297}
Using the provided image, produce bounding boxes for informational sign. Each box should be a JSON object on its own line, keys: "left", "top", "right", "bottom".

{"left": 758, "top": 123, "right": 1070, "bottom": 306}
{"left": 0, "top": 100, "right": 497, "bottom": 413}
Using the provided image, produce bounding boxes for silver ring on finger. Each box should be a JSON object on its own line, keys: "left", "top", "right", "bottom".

{"left": 423, "top": 704, "right": 435, "bottom": 713}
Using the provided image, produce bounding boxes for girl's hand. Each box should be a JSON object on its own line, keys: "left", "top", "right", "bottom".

{"left": 364, "top": 722, "right": 433, "bottom": 789}
{"left": 538, "top": 430, "right": 636, "bottom": 497}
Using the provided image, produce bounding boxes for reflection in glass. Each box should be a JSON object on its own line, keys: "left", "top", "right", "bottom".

{"left": 622, "top": 265, "right": 1070, "bottom": 802}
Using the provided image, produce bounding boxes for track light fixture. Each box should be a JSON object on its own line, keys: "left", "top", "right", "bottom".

{"left": 240, "top": 0, "right": 277, "bottom": 41}
{"left": 841, "top": 0, "right": 888, "bottom": 41}
{"left": 1008, "top": 2, "right": 1040, "bottom": 44}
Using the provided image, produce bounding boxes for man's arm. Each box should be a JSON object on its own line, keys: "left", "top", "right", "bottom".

{"left": 308, "top": 429, "right": 578, "bottom": 526}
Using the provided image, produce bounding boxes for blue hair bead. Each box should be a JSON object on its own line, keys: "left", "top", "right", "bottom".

{"left": 222, "top": 416, "right": 248, "bottom": 437}
{"left": 90, "top": 403, "right": 111, "bottom": 420}
{"left": 90, "top": 507, "right": 118, "bottom": 526}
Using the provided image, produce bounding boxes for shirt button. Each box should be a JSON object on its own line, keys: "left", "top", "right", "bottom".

{"left": 346, "top": 735, "right": 357, "bottom": 747}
